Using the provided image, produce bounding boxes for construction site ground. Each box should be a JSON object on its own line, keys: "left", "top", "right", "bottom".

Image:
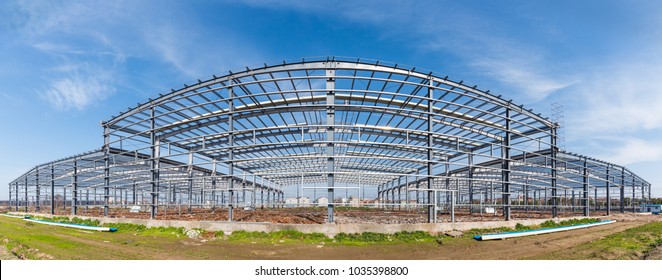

{"left": 19, "top": 206, "right": 621, "bottom": 224}
{"left": 1, "top": 212, "right": 661, "bottom": 260}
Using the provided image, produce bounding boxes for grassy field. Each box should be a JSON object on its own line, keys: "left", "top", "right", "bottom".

{"left": 1, "top": 215, "right": 660, "bottom": 260}
{"left": 534, "top": 221, "right": 662, "bottom": 260}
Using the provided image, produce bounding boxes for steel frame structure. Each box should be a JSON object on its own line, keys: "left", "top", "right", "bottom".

{"left": 9, "top": 57, "right": 652, "bottom": 223}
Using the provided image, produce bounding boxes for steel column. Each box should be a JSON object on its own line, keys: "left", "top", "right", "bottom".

{"left": 228, "top": 84, "right": 235, "bottom": 222}
{"left": 468, "top": 153, "right": 474, "bottom": 214}
{"left": 50, "top": 164, "right": 55, "bottom": 214}
{"left": 551, "top": 126, "right": 558, "bottom": 218}
{"left": 326, "top": 64, "right": 336, "bottom": 223}
{"left": 16, "top": 181, "right": 19, "bottom": 211}
{"left": 24, "top": 176, "right": 28, "bottom": 212}
{"left": 620, "top": 166, "right": 625, "bottom": 213}
{"left": 502, "top": 108, "right": 511, "bottom": 220}
{"left": 187, "top": 152, "right": 193, "bottom": 213}
{"left": 103, "top": 126, "right": 110, "bottom": 217}
{"left": 72, "top": 159, "right": 78, "bottom": 215}
{"left": 35, "top": 166, "right": 40, "bottom": 212}
{"left": 427, "top": 77, "right": 435, "bottom": 223}
{"left": 606, "top": 166, "right": 611, "bottom": 215}
{"left": 583, "top": 157, "right": 589, "bottom": 216}
{"left": 150, "top": 107, "right": 159, "bottom": 219}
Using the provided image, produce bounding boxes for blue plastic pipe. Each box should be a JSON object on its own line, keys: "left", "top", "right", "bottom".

{"left": 474, "top": 220, "right": 615, "bottom": 241}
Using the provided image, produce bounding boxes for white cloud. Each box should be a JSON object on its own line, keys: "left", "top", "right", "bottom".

{"left": 42, "top": 65, "right": 113, "bottom": 111}
{"left": 570, "top": 59, "right": 662, "bottom": 135}
{"left": 595, "top": 138, "right": 662, "bottom": 165}
{"left": 470, "top": 57, "right": 579, "bottom": 102}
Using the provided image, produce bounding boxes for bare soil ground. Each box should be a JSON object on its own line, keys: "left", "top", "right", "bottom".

{"left": 0, "top": 243, "right": 19, "bottom": 260}
{"left": 21, "top": 206, "right": 620, "bottom": 224}
{"left": 645, "top": 245, "right": 662, "bottom": 260}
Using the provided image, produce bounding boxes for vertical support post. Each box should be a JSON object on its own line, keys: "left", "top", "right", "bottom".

{"left": 397, "top": 177, "right": 401, "bottom": 210}
{"left": 252, "top": 175, "right": 257, "bottom": 209}
{"left": 594, "top": 187, "right": 598, "bottom": 212}
{"left": 583, "top": 157, "right": 589, "bottom": 217}
{"left": 150, "top": 107, "right": 159, "bottom": 219}
{"left": 632, "top": 174, "right": 643, "bottom": 213}
{"left": 326, "top": 63, "right": 336, "bottom": 223}
{"left": 606, "top": 166, "right": 611, "bottom": 215}
{"left": 211, "top": 160, "right": 217, "bottom": 211}
{"left": 15, "top": 181, "right": 19, "bottom": 211}
{"left": 620, "top": 166, "right": 625, "bottom": 213}
{"left": 522, "top": 180, "right": 529, "bottom": 212}
{"left": 187, "top": 153, "right": 193, "bottom": 213}
{"left": 36, "top": 166, "right": 40, "bottom": 212}
{"left": 502, "top": 108, "right": 511, "bottom": 220}
{"left": 468, "top": 153, "right": 474, "bottom": 213}
{"left": 228, "top": 82, "right": 235, "bottom": 221}
{"left": 25, "top": 176, "right": 28, "bottom": 212}
{"left": 242, "top": 176, "right": 246, "bottom": 207}
{"left": 133, "top": 181, "right": 137, "bottom": 205}
{"left": 50, "top": 164, "right": 55, "bottom": 214}
{"left": 404, "top": 175, "right": 408, "bottom": 210}
{"left": 72, "top": 159, "right": 78, "bottom": 215}
{"left": 427, "top": 76, "right": 435, "bottom": 223}
{"left": 103, "top": 125, "right": 110, "bottom": 217}
{"left": 551, "top": 126, "right": 558, "bottom": 218}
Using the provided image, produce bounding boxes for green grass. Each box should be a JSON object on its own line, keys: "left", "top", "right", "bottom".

{"left": 26, "top": 215, "right": 187, "bottom": 238}
{"left": 538, "top": 222, "right": 662, "bottom": 260}
{"left": 225, "top": 229, "right": 447, "bottom": 245}
{"left": 0, "top": 234, "right": 41, "bottom": 260}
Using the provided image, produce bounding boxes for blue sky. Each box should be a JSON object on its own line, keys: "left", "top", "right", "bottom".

{"left": 1, "top": 0, "right": 661, "bottom": 199}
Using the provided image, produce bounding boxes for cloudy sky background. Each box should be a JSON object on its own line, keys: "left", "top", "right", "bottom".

{"left": 1, "top": 0, "right": 661, "bottom": 198}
